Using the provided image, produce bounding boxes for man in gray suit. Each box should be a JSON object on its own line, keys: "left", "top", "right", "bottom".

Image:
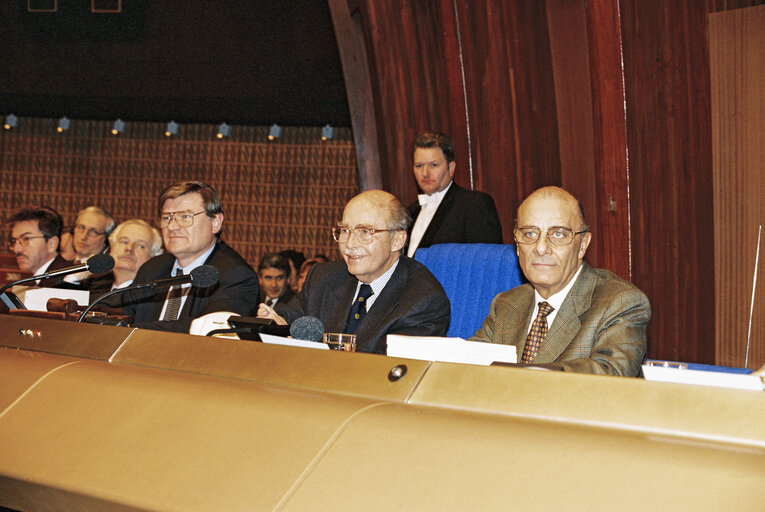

{"left": 258, "top": 190, "right": 450, "bottom": 354}
{"left": 471, "top": 186, "right": 650, "bottom": 376}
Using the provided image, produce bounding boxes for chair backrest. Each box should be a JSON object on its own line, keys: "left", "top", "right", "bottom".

{"left": 414, "top": 243, "right": 524, "bottom": 339}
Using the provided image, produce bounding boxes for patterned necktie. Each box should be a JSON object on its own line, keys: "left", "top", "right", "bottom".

{"left": 343, "top": 284, "right": 374, "bottom": 334}
{"left": 520, "top": 301, "right": 554, "bottom": 363}
{"left": 162, "top": 269, "right": 184, "bottom": 321}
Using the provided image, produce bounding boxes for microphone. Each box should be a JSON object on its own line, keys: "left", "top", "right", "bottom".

{"left": 147, "top": 265, "right": 220, "bottom": 290}
{"left": 0, "top": 253, "right": 115, "bottom": 296}
{"left": 289, "top": 315, "right": 325, "bottom": 342}
{"left": 76, "top": 264, "right": 220, "bottom": 322}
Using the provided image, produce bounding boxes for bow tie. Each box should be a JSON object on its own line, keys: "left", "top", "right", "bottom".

{"left": 418, "top": 194, "right": 438, "bottom": 207}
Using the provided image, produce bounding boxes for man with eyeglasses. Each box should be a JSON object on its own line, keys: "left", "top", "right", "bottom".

{"left": 63, "top": 206, "right": 116, "bottom": 284}
{"left": 258, "top": 190, "right": 450, "bottom": 354}
{"left": 6, "top": 206, "right": 77, "bottom": 288}
{"left": 119, "top": 181, "right": 260, "bottom": 332}
{"left": 471, "top": 186, "right": 651, "bottom": 376}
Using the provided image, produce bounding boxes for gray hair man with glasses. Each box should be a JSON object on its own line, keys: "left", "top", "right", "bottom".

{"left": 471, "top": 186, "right": 651, "bottom": 376}
{"left": 119, "top": 181, "right": 260, "bottom": 332}
{"left": 258, "top": 190, "right": 450, "bottom": 354}
{"left": 6, "top": 205, "right": 79, "bottom": 288}
{"left": 62, "top": 205, "right": 116, "bottom": 285}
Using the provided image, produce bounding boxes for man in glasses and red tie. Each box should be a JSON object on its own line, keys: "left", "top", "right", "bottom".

{"left": 258, "top": 190, "right": 450, "bottom": 354}
{"left": 471, "top": 186, "right": 651, "bottom": 376}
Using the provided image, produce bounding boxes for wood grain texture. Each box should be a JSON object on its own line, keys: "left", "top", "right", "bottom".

{"left": 710, "top": 5, "right": 765, "bottom": 369}
{"left": 328, "top": 0, "right": 383, "bottom": 190}
{"left": 356, "top": 0, "right": 560, "bottom": 242}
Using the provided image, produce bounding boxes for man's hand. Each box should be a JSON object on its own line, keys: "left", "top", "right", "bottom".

{"left": 257, "top": 302, "right": 288, "bottom": 325}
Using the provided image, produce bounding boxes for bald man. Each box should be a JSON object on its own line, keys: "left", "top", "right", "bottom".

{"left": 259, "top": 190, "right": 450, "bottom": 354}
{"left": 471, "top": 186, "right": 651, "bottom": 376}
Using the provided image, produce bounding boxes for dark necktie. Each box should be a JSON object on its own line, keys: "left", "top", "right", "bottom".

{"left": 343, "top": 284, "right": 373, "bottom": 334}
{"left": 162, "top": 269, "right": 184, "bottom": 321}
{"left": 520, "top": 301, "right": 554, "bottom": 363}
{"left": 266, "top": 297, "right": 276, "bottom": 307}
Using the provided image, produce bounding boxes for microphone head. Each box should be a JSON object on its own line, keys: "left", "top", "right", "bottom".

{"left": 87, "top": 253, "right": 115, "bottom": 274}
{"left": 289, "top": 315, "right": 325, "bottom": 342}
{"left": 190, "top": 265, "right": 219, "bottom": 288}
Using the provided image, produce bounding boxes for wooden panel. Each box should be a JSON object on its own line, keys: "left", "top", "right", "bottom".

{"left": 328, "top": 0, "right": 383, "bottom": 190}
{"left": 357, "top": 0, "right": 561, "bottom": 242}
{"left": 710, "top": 5, "right": 765, "bottom": 369}
{"left": 546, "top": 0, "right": 600, "bottom": 267}
{"left": 620, "top": 0, "right": 718, "bottom": 363}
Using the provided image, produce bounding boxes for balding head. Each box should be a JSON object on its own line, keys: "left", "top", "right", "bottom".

{"left": 514, "top": 186, "right": 592, "bottom": 298}
{"left": 338, "top": 190, "right": 410, "bottom": 283}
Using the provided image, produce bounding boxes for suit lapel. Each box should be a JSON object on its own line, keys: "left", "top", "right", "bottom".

{"left": 501, "top": 285, "right": 535, "bottom": 352}
{"left": 354, "top": 259, "right": 408, "bottom": 352}
{"left": 536, "top": 264, "right": 596, "bottom": 363}
{"left": 323, "top": 274, "right": 359, "bottom": 333}
{"left": 419, "top": 183, "right": 459, "bottom": 248}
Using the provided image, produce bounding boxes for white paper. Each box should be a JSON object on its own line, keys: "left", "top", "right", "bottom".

{"left": 259, "top": 333, "right": 329, "bottom": 350}
{"left": 642, "top": 364, "right": 764, "bottom": 391}
{"left": 16, "top": 287, "right": 90, "bottom": 311}
{"left": 386, "top": 334, "right": 517, "bottom": 366}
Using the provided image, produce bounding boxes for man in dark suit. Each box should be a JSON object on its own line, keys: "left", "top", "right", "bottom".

{"left": 407, "top": 132, "right": 502, "bottom": 257}
{"left": 85, "top": 219, "right": 164, "bottom": 303}
{"left": 120, "top": 181, "right": 259, "bottom": 332}
{"left": 258, "top": 190, "right": 450, "bottom": 354}
{"left": 257, "top": 252, "right": 294, "bottom": 306}
{"left": 471, "top": 186, "right": 650, "bottom": 376}
{"left": 6, "top": 206, "right": 75, "bottom": 288}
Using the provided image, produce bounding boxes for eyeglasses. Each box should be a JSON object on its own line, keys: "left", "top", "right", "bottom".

{"left": 158, "top": 211, "right": 206, "bottom": 228}
{"left": 74, "top": 224, "right": 107, "bottom": 238}
{"left": 332, "top": 225, "right": 391, "bottom": 244}
{"left": 8, "top": 235, "right": 47, "bottom": 250}
{"left": 514, "top": 226, "right": 588, "bottom": 247}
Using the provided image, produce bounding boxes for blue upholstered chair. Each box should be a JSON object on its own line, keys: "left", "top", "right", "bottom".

{"left": 414, "top": 243, "right": 524, "bottom": 339}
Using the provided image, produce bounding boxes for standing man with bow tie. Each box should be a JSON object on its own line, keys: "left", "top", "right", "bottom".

{"left": 406, "top": 131, "right": 503, "bottom": 257}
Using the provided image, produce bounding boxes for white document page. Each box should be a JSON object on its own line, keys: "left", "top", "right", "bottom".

{"left": 386, "top": 334, "right": 516, "bottom": 366}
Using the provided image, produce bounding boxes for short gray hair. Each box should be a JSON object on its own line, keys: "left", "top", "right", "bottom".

{"left": 108, "top": 219, "right": 163, "bottom": 257}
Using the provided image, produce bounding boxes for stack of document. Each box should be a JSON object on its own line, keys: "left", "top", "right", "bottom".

{"left": 386, "top": 335, "right": 516, "bottom": 366}
{"left": 642, "top": 362, "right": 764, "bottom": 391}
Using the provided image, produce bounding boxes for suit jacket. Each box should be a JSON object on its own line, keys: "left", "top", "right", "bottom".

{"left": 259, "top": 287, "right": 294, "bottom": 306}
{"left": 121, "top": 241, "right": 260, "bottom": 332}
{"left": 471, "top": 263, "right": 650, "bottom": 376}
{"left": 408, "top": 182, "right": 503, "bottom": 250}
{"left": 37, "top": 254, "right": 79, "bottom": 289}
{"left": 276, "top": 256, "right": 450, "bottom": 354}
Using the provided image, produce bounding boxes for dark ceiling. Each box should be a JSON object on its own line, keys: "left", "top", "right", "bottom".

{"left": 0, "top": 0, "right": 350, "bottom": 127}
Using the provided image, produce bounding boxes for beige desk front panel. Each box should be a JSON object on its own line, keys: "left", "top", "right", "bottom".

{"left": 0, "top": 354, "right": 382, "bottom": 511}
{"left": 0, "top": 349, "right": 80, "bottom": 413}
{"left": 283, "top": 402, "right": 765, "bottom": 511}
{"left": 410, "top": 361, "right": 765, "bottom": 446}
{"left": 0, "top": 315, "right": 134, "bottom": 361}
{"left": 112, "top": 328, "right": 430, "bottom": 401}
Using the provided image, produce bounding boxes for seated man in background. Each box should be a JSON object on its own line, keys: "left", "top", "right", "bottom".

{"left": 64, "top": 205, "right": 116, "bottom": 284}
{"left": 85, "top": 219, "right": 163, "bottom": 301}
{"left": 258, "top": 190, "right": 450, "bottom": 354}
{"left": 279, "top": 249, "right": 305, "bottom": 293}
{"left": 257, "top": 252, "right": 294, "bottom": 306}
{"left": 407, "top": 131, "right": 503, "bottom": 257}
{"left": 471, "top": 186, "right": 650, "bottom": 376}
{"left": 120, "top": 181, "right": 260, "bottom": 332}
{"left": 6, "top": 206, "right": 74, "bottom": 288}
